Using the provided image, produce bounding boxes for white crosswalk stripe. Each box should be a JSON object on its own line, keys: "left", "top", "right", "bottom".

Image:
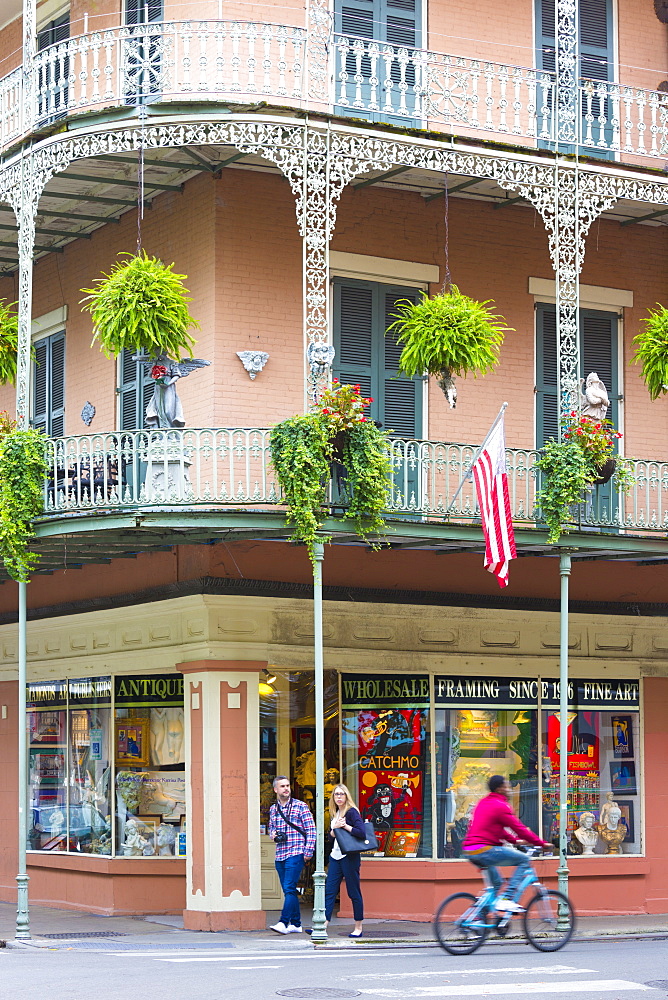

{"left": 355, "top": 981, "right": 655, "bottom": 998}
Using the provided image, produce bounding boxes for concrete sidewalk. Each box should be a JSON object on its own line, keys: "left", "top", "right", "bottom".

{"left": 1, "top": 902, "right": 667, "bottom": 951}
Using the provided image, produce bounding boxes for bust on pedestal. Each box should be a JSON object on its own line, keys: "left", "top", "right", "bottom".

{"left": 599, "top": 804, "right": 626, "bottom": 855}
{"left": 573, "top": 811, "right": 600, "bottom": 856}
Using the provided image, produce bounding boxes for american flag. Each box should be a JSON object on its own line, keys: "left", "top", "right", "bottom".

{"left": 472, "top": 416, "right": 517, "bottom": 588}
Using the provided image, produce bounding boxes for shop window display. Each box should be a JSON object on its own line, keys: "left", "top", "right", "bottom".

{"left": 435, "top": 674, "right": 641, "bottom": 859}
{"left": 341, "top": 674, "right": 432, "bottom": 858}
{"left": 27, "top": 673, "right": 186, "bottom": 858}
{"left": 114, "top": 674, "right": 186, "bottom": 857}
{"left": 28, "top": 678, "right": 112, "bottom": 853}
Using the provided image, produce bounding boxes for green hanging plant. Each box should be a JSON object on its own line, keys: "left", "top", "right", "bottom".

{"left": 632, "top": 303, "right": 668, "bottom": 400}
{"left": 0, "top": 412, "right": 49, "bottom": 581}
{"left": 270, "top": 383, "right": 392, "bottom": 560}
{"left": 80, "top": 251, "right": 200, "bottom": 359}
{"left": 535, "top": 412, "right": 635, "bottom": 544}
{"left": 386, "top": 285, "right": 512, "bottom": 407}
{"left": 0, "top": 299, "right": 19, "bottom": 385}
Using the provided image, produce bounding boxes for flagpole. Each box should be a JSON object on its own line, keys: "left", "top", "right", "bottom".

{"left": 445, "top": 401, "right": 508, "bottom": 515}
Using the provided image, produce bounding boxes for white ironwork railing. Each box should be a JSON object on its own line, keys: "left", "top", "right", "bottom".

{"left": 332, "top": 37, "right": 555, "bottom": 142}
{"left": 0, "top": 23, "right": 666, "bottom": 161}
{"left": 40, "top": 429, "right": 668, "bottom": 535}
{"left": 30, "top": 20, "right": 306, "bottom": 125}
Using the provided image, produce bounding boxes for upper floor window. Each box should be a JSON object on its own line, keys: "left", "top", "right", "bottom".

{"left": 36, "top": 11, "right": 70, "bottom": 123}
{"left": 536, "top": 0, "right": 614, "bottom": 156}
{"left": 124, "top": 0, "right": 164, "bottom": 103}
{"left": 33, "top": 330, "right": 65, "bottom": 437}
{"left": 333, "top": 0, "right": 421, "bottom": 125}
{"left": 118, "top": 349, "right": 153, "bottom": 431}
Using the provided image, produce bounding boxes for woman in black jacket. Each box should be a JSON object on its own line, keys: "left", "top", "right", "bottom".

{"left": 325, "top": 783, "right": 366, "bottom": 937}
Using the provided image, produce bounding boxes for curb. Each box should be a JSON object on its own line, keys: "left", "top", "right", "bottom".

{"left": 313, "top": 931, "right": 668, "bottom": 951}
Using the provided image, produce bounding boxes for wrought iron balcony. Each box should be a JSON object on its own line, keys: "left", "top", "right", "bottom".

{"left": 40, "top": 429, "right": 668, "bottom": 537}
{"left": 0, "top": 21, "right": 667, "bottom": 162}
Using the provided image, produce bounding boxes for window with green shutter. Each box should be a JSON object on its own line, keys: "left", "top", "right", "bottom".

{"left": 37, "top": 12, "right": 69, "bottom": 124}
{"left": 536, "top": 303, "right": 620, "bottom": 520}
{"left": 33, "top": 331, "right": 65, "bottom": 437}
{"left": 536, "top": 0, "right": 613, "bottom": 156}
{"left": 333, "top": 278, "right": 423, "bottom": 437}
{"left": 124, "top": 0, "right": 163, "bottom": 103}
{"left": 119, "top": 349, "right": 153, "bottom": 430}
{"left": 333, "top": 277, "right": 424, "bottom": 507}
{"left": 334, "top": 0, "right": 421, "bottom": 125}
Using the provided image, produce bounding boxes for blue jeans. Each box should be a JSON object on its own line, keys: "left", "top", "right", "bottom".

{"left": 465, "top": 845, "right": 533, "bottom": 901}
{"left": 325, "top": 853, "right": 363, "bottom": 922}
{"left": 275, "top": 853, "right": 305, "bottom": 927}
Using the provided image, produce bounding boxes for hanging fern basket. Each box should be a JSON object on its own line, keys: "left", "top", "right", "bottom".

{"left": 0, "top": 299, "right": 20, "bottom": 385}
{"left": 80, "top": 251, "right": 200, "bottom": 360}
{"left": 633, "top": 303, "right": 668, "bottom": 401}
{"left": 386, "top": 285, "right": 512, "bottom": 408}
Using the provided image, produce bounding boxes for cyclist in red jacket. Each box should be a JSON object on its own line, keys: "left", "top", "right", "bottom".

{"left": 462, "top": 774, "right": 552, "bottom": 913}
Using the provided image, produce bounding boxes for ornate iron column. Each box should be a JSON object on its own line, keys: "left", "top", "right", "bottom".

{"left": 556, "top": 0, "right": 578, "bottom": 151}
{"left": 310, "top": 540, "right": 327, "bottom": 942}
{"left": 557, "top": 551, "right": 572, "bottom": 906}
{"left": 303, "top": 127, "right": 334, "bottom": 406}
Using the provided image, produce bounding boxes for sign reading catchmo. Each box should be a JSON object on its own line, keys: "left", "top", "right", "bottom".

{"left": 115, "top": 673, "right": 184, "bottom": 708}
{"left": 435, "top": 675, "right": 639, "bottom": 711}
{"left": 341, "top": 674, "right": 430, "bottom": 709}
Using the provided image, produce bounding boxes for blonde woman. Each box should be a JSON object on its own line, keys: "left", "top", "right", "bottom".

{"left": 325, "top": 784, "right": 366, "bottom": 938}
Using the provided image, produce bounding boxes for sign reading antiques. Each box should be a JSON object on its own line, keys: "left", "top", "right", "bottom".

{"left": 435, "top": 675, "right": 639, "bottom": 710}
{"left": 115, "top": 673, "right": 184, "bottom": 708}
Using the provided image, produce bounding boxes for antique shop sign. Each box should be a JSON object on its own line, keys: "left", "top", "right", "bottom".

{"left": 115, "top": 673, "right": 184, "bottom": 707}
{"left": 435, "top": 675, "right": 639, "bottom": 710}
{"left": 341, "top": 674, "right": 430, "bottom": 709}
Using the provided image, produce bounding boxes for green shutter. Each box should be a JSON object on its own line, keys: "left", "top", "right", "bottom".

{"left": 536, "top": 0, "right": 613, "bottom": 155}
{"left": 33, "top": 340, "right": 48, "bottom": 434}
{"left": 334, "top": 0, "right": 421, "bottom": 123}
{"left": 119, "top": 349, "right": 151, "bottom": 430}
{"left": 333, "top": 278, "right": 422, "bottom": 438}
{"left": 32, "top": 331, "right": 65, "bottom": 436}
{"left": 536, "top": 304, "right": 618, "bottom": 448}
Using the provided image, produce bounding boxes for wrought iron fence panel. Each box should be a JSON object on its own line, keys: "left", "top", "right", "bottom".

{"left": 40, "top": 431, "right": 668, "bottom": 538}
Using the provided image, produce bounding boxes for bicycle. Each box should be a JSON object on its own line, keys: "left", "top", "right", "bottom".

{"left": 433, "top": 846, "right": 576, "bottom": 954}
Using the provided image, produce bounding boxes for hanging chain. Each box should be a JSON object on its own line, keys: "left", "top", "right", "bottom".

{"left": 137, "top": 103, "right": 147, "bottom": 254}
{"left": 441, "top": 172, "right": 451, "bottom": 293}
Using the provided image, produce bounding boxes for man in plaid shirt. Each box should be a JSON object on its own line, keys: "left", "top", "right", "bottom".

{"left": 268, "top": 775, "right": 316, "bottom": 933}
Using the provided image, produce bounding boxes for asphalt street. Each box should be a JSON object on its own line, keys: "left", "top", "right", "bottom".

{"left": 2, "top": 936, "right": 667, "bottom": 1000}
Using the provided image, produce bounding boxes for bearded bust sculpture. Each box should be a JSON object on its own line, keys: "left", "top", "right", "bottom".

{"left": 573, "top": 811, "right": 599, "bottom": 856}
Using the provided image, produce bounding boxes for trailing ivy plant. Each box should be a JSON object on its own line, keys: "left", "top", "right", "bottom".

{"left": 535, "top": 413, "right": 635, "bottom": 544}
{"left": 633, "top": 303, "right": 668, "bottom": 400}
{"left": 386, "top": 285, "right": 512, "bottom": 406}
{"left": 0, "top": 412, "right": 49, "bottom": 581}
{"left": 80, "top": 251, "right": 200, "bottom": 359}
{"left": 270, "top": 383, "right": 392, "bottom": 560}
{"left": 0, "top": 299, "right": 19, "bottom": 385}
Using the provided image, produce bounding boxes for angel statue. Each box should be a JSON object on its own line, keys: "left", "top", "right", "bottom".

{"left": 580, "top": 371, "right": 610, "bottom": 421}
{"left": 140, "top": 355, "right": 211, "bottom": 428}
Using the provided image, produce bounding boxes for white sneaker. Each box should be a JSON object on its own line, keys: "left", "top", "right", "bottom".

{"left": 496, "top": 899, "right": 525, "bottom": 914}
{"left": 270, "top": 921, "right": 289, "bottom": 934}
{"left": 286, "top": 925, "right": 303, "bottom": 933}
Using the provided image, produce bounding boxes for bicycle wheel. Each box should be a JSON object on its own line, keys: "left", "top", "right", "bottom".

{"left": 523, "top": 889, "right": 575, "bottom": 952}
{"left": 433, "top": 892, "right": 490, "bottom": 955}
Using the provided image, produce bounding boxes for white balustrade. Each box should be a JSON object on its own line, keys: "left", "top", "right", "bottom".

{"left": 0, "top": 23, "right": 666, "bottom": 163}
{"left": 41, "top": 430, "right": 668, "bottom": 535}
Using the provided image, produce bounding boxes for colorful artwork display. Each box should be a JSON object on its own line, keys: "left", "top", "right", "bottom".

{"left": 385, "top": 829, "right": 421, "bottom": 857}
{"left": 611, "top": 716, "right": 634, "bottom": 757}
{"left": 355, "top": 707, "right": 425, "bottom": 835}
{"left": 547, "top": 711, "right": 599, "bottom": 773}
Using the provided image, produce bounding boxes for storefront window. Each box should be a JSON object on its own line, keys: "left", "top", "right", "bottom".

{"left": 435, "top": 675, "right": 641, "bottom": 858}
{"left": 342, "top": 674, "right": 431, "bottom": 858}
{"left": 114, "top": 674, "right": 186, "bottom": 858}
{"left": 28, "top": 677, "right": 111, "bottom": 853}
{"left": 27, "top": 673, "right": 185, "bottom": 857}
{"left": 259, "top": 669, "right": 339, "bottom": 833}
